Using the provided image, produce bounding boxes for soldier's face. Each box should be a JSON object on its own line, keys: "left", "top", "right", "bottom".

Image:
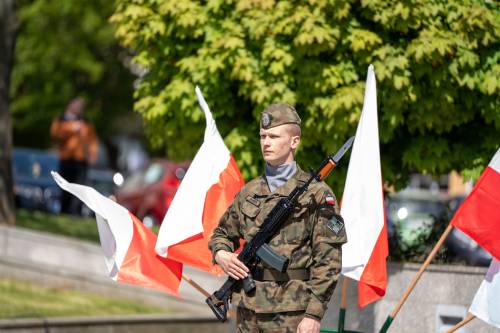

{"left": 259, "top": 125, "right": 300, "bottom": 167}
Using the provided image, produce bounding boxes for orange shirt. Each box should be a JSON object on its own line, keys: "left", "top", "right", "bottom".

{"left": 50, "top": 118, "right": 98, "bottom": 163}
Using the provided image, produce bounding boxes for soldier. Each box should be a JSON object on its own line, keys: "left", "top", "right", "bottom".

{"left": 209, "top": 103, "right": 347, "bottom": 333}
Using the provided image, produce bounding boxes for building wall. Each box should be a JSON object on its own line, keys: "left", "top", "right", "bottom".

{"left": 322, "top": 263, "right": 496, "bottom": 333}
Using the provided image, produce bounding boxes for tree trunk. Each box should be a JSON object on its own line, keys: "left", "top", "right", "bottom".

{"left": 0, "top": 0, "right": 16, "bottom": 225}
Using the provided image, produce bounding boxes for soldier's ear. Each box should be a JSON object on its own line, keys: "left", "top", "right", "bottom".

{"left": 290, "top": 135, "right": 300, "bottom": 150}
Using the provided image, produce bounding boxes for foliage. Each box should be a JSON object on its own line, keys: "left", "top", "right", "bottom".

{"left": 11, "top": 0, "right": 135, "bottom": 149}
{"left": 112, "top": 0, "right": 499, "bottom": 190}
{"left": 0, "top": 278, "right": 169, "bottom": 318}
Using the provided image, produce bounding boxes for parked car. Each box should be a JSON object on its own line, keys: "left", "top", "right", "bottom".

{"left": 115, "top": 159, "right": 189, "bottom": 228}
{"left": 386, "top": 188, "right": 448, "bottom": 251}
{"left": 12, "top": 147, "right": 118, "bottom": 216}
{"left": 12, "top": 148, "right": 62, "bottom": 213}
{"left": 386, "top": 187, "right": 492, "bottom": 266}
{"left": 445, "top": 195, "right": 492, "bottom": 266}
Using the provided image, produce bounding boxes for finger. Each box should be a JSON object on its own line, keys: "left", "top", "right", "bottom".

{"left": 229, "top": 266, "right": 248, "bottom": 279}
{"left": 230, "top": 265, "right": 249, "bottom": 278}
{"left": 221, "top": 265, "right": 230, "bottom": 275}
{"left": 228, "top": 268, "right": 246, "bottom": 280}
{"left": 232, "top": 258, "right": 249, "bottom": 272}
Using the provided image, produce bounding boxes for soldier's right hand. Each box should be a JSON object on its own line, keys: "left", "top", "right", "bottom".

{"left": 215, "top": 250, "right": 249, "bottom": 280}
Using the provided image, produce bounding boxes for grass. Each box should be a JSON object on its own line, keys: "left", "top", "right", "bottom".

{"left": 15, "top": 209, "right": 100, "bottom": 243}
{"left": 15, "top": 209, "right": 160, "bottom": 243}
{"left": 0, "top": 278, "right": 171, "bottom": 319}
{"left": 5, "top": 210, "right": 174, "bottom": 320}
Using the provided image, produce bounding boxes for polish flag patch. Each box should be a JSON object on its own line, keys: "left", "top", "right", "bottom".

{"left": 326, "top": 195, "right": 335, "bottom": 205}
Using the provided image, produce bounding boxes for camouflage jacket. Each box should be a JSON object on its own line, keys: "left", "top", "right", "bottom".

{"left": 209, "top": 165, "right": 347, "bottom": 319}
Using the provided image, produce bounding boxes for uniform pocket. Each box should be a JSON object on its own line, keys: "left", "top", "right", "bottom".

{"left": 241, "top": 197, "right": 261, "bottom": 219}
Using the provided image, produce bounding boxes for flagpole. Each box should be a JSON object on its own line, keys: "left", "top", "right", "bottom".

{"left": 379, "top": 223, "right": 454, "bottom": 333}
{"left": 181, "top": 273, "right": 238, "bottom": 319}
{"left": 181, "top": 274, "right": 211, "bottom": 297}
{"left": 444, "top": 314, "right": 475, "bottom": 333}
{"left": 337, "top": 277, "right": 349, "bottom": 332}
{"left": 320, "top": 276, "right": 361, "bottom": 333}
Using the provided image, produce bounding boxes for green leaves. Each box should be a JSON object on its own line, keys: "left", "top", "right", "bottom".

{"left": 346, "top": 29, "right": 382, "bottom": 52}
{"left": 113, "top": 0, "right": 500, "bottom": 189}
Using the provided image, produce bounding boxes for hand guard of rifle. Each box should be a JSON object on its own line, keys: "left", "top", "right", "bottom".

{"left": 206, "top": 136, "right": 354, "bottom": 322}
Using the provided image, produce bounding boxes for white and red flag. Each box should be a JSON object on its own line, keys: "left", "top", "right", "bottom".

{"left": 155, "top": 86, "right": 244, "bottom": 274}
{"left": 469, "top": 258, "right": 500, "bottom": 328}
{"left": 340, "top": 64, "right": 388, "bottom": 308}
{"left": 451, "top": 148, "right": 500, "bottom": 260}
{"left": 51, "top": 172, "right": 182, "bottom": 295}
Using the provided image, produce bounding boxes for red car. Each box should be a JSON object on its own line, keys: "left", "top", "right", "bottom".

{"left": 115, "top": 159, "right": 190, "bottom": 227}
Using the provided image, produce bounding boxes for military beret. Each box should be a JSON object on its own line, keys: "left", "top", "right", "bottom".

{"left": 260, "top": 103, "right": 301, "bottom": 129}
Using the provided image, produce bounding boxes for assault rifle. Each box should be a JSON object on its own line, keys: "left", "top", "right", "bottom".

{"left": 206, "top": 136, "right": 354, "bottom": 322}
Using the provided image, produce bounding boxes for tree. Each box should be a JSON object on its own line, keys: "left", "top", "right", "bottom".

{"left": 112, "top": 0, "right": 499, "bottom": 190}
{"left": 0, "top": 0, "right": 16, "bottom": 225}
{"left": 11, "top": 0, "right": 135, "bottom": 149}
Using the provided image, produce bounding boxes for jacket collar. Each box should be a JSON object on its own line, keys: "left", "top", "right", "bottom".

{"left": 255, "top": 164, "right": 310, "bottom": 197}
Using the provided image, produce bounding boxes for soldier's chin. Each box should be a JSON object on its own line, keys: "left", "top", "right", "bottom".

{"left": 264, "top": 157, "right": 281, "bottom": 167}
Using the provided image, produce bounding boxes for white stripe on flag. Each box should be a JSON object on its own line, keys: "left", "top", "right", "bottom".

{"left": 341, "top": 64, "right": 385, "bottom": 281}
{"left": 51, "top": 171, "right": 132, "bottom": 280}
{"left": 469, "top": 258, "right": 500, "bottom": 329}
{"left": 488, "top": 148, "right": 500, "bottom": 173}
{"left": 155, "top": 86, "right": 230, "bottom": 257}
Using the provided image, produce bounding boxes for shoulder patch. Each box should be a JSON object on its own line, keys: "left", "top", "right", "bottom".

{"left": 326, "top": 215, "right": 344, "bottom": 236}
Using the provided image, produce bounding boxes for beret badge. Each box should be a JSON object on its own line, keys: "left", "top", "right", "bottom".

{"left": 261, "top": 113, "right": 271, "bottom": 127}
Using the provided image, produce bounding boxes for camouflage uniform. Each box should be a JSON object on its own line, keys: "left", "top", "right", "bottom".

{"left": 209, "top": 103, "right": 347, "bottom": 332}
{"left": 236, "top": 307, "right": 304, "bottom": 333}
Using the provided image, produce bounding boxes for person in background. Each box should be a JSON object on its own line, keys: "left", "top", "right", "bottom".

{"left": 50, "top": 97, "right": 98, "bottom": 215}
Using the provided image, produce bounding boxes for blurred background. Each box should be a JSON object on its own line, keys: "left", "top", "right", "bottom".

{"left": 0, "top": 0, "right": 498, "bottom": 331}
{"left": 2, "top": 0, "right": 497, "bottom": 261}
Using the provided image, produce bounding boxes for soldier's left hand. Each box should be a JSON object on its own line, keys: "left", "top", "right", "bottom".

{"left": 296, "top": 317, "right": 320, "bottom": 333}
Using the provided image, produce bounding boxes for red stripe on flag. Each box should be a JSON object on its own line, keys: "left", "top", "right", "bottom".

{"left": 203, "top": 155, "right": 245, "bottom": 239}
{"left": 166, "top": 155, "right": 244, "bottom": 274}
{"left": 168, "top": 233, "right": 222, "bottom": 275}
{"left": 117, "top": 213, "right": 183, "bottom": 295}
{"left": 358, "top": 186, "right": 388, "bottom": 308}
{"left": 358, "top": 221, "right": 388, "bottom": 307}
{"left": 451, "top": 166, "right": 500, "bottom": 260}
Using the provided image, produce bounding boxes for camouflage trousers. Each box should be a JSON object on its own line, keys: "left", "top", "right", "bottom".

{"left": 236, "top": 307, "right": 305, "bottom": 333}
